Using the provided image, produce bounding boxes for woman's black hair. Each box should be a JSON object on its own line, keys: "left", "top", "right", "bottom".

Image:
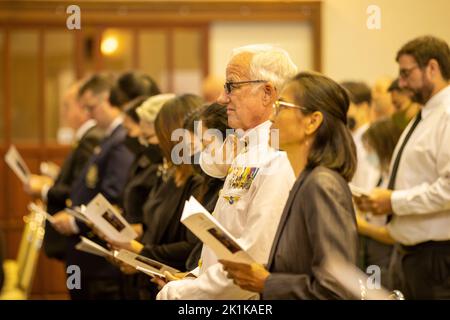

{"left": 123, "top": 96, "right": 147, "bottom": 124}
{"left": 290, "top": 72, "right": 357, "bottom": 182}
{"left": 109, "top": 71, "right": 160, "bottom": 108}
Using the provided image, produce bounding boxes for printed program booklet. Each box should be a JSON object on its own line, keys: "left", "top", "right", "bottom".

{"left": 75, "top": 236, "right": 114, "bottom": 258}
{"left": 181, "top": 196, "right": 255, "bottom": 264}
{"left": 114, "top": 249, "right": 179, "bottom": 278}
{"left": 4, "top": 145, "right": 31, "bottom": 184}
{"left": 84, "top": 193, "right": 137, "bottom": 243}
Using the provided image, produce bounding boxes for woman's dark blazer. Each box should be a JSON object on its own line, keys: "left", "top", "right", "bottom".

{"left": 263, "top": 166, "right": 358, "bottom": 300}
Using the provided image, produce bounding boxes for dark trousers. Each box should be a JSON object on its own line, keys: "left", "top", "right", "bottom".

{"left": 121, "top": 274, "right": 140, "bottom": 300}
{"left": 69, "top": 277, "right": 122, "bottom": 300}
{"left": 389, "top": 241, "right": 450, "bottom": 300}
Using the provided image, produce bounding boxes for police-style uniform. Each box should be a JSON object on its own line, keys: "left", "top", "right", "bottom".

{"left": 66, "top": 117, "right": 134, "bottom": 300}
{"left": 157, "top": 120, "right": 296, "bottom": 299}
{"left": 44, "top": 120, "right": 103, "bottom": 261}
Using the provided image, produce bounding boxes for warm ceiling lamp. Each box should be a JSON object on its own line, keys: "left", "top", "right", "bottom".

{"left": 101, "top": 36, "right": 118, "bottom": 55}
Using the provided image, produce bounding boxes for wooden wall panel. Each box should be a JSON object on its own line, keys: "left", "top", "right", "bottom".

{"left": 0, "top": 148, "right": 5, "bottom": 226}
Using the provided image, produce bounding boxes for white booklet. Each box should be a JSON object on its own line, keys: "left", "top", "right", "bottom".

{"left": 348, "top": 183, "right": 371, "bottom": 198}
{"left": 181, "top": 196, "right": 255, "bottom": 264}
{"left": 4, "top": 145, "right": 31, "bottom": 184}
{"left": 114, "top": 249, "right": 180, "bottom": 278}
{"left": 84, "top": 193, "right": 137, "bottom": 243}
{"left": 75, "top": 236, "right": 114, "bottom": 258}
{"left": 65, "top": 205, "right": 90, "bottom": 225}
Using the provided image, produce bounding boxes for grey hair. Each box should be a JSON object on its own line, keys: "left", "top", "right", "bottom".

{"left": 136, "top": 93, "right": 175, "bottom": 124}
{"left": 231, "top": 44, "right": 298, "bottom": 95}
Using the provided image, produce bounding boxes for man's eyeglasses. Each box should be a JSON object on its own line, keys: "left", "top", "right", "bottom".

{"left": 273, "top": 100, "right": 309, "bottom": 116}
{"left": 399, "top": 65, "right": 420, "bottom": 79}
{"left": 224, "top": 80, "right": 267, "bottom": 95}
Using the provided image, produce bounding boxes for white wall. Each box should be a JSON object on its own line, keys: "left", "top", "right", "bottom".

{"left": 210, "top": 21, "right": 313, "bottom": 78}
{"left": 323, "top": 0, "right": 450, "bottom": 85}
{"left": 208, "top": 0, "right": 450, "bottom": 86}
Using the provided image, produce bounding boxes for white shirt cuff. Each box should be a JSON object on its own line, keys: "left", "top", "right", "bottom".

{"left": 391, "top": 189, "right": 410, "bottom": 216}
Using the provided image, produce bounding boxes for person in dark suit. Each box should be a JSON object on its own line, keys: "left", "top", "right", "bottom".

{"left": 221, "top": 72, "right": 359, "bottom": 299}
{"left": 50, "top": 73, "right": 133, "bottom": 300}
{"left": 26, "top": 82, "right": 104, "bottom": 261}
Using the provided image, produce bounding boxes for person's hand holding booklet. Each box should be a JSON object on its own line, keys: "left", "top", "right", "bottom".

{"left": 181, "top": 196, "right": 255, "bottom": 264}
{"left": 113, "top": 249, "right": 179, "bottom": 279}
{"left": 82, "top": 193, "right": 137, "bottom": 243}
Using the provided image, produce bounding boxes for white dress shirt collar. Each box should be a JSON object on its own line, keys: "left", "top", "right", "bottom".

{"left": 105, "top": 116, "right": 123, "bottom": 137}
{"left": 352, "top": 122, "right": 370, "bottom": 141}
{"left": 421, "top": 85, "right": 450, "bottom": 119}
{"left": 75, "top": 119, "right": 97, "bottom": 142}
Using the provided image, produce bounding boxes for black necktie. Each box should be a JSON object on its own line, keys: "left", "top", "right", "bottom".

{"left": 387, "top": 111, "right": 422, "bottom": 190}
{"left": 386, "top": 111, "right": 421, "bottom": 222}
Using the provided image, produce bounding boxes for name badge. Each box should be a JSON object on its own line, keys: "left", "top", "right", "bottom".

{"left": 86, "top": 164, "right": 98, "bottom": 189}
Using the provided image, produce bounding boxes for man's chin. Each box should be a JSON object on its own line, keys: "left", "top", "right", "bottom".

{"left": 412, "top": 91, "right": 426, "bottom": 105}
{"left": 227, "top": 118, "right": 240, "bottom": 130}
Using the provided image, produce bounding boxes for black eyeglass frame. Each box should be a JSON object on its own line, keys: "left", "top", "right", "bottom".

{"left": 223, "top": 80, "right": 267, "bottom": 94}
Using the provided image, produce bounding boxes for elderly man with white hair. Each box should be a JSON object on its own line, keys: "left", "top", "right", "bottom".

{"left": 157, "top": 44, "right": 298, "bottom": 299}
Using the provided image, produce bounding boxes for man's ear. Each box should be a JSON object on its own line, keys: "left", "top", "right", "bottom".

{"left": 262, "top": 83, "right": 277, "bottom": 107}
{"left": 305, "top": 111, "right": 323, "bottom": 135}
{"left": 427, "top": 58, "right": 441, "bottom": 79}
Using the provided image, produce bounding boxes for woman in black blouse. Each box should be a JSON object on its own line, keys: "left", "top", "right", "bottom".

{"left": 108, "top": 94, "right": 204, "bottom": 298}
{"left": 120, "top": 94, "right": 174, "bottom": 299}
{"left": 220, "top": 72, "right": 359, "bottom": 299}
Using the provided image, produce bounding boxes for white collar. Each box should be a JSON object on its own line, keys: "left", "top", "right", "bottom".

{"left": 421, "top": 85, "right": 450, "bottom": 119}
{"left": 105, "top": 116, "right": 123, "bottom": 137}
{"left": 75, "top": 119, "right": 97, "bottom": 142}
{"left": 239, "top": 120, "right": 272, "bottom": 148}
{"left": 352, "top": 122, "right": 370, "bottom": 139}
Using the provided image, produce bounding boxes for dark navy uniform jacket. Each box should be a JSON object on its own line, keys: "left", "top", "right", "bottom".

{"left": 70, "top": 123, "right": 134, "bottom": 208}
{"left": 44, "top": 124, "right": 103, "bottom": 261}
{"left": 66, "top": 122, "right": 134, "bottom": 280}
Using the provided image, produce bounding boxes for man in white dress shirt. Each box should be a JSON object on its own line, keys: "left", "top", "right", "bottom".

{"left": 357, "top": 36, "right": 450, "bottom": 299}
{"left": 157, "top": 44, "right": 298, "bottom": 299}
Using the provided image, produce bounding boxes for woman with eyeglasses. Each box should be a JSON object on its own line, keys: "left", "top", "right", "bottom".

{"left": 220, "top": 72, "right": 359, "bottom": 299}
